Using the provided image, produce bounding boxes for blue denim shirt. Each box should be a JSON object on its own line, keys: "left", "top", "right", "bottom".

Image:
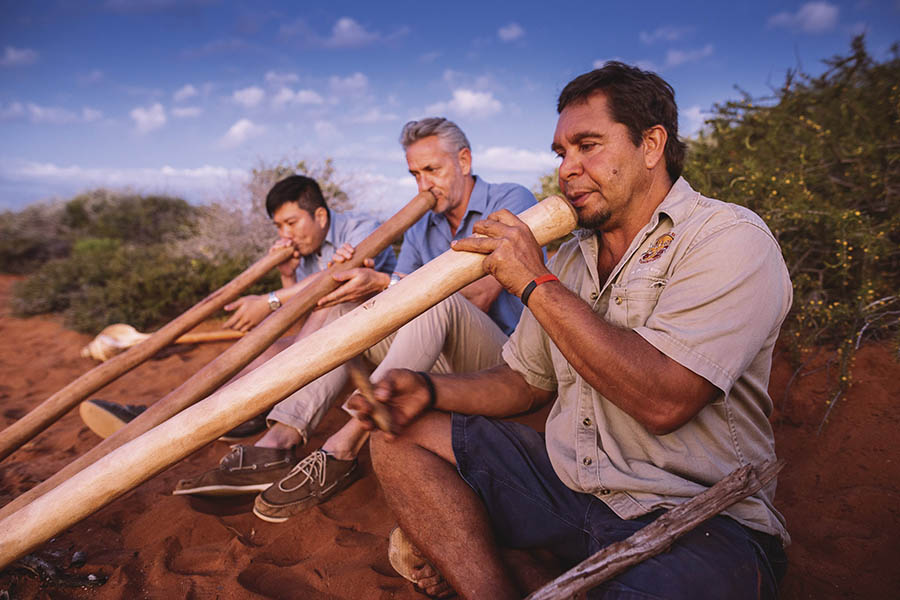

{"left": 295, "top": 210, "right": 396, "bottom": 280}
{"left": 396, "top": 176, "right": 537, "bottom": 335}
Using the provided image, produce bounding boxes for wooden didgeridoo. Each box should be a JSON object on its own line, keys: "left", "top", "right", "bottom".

{"left": 0, "top": 244, "right": 294, "bottom": 464}
{"left": 0, "top": 196, "right": 576, "bottom": 570}
{"left": 0, "top": 191, "right": 436, "bottom": 521}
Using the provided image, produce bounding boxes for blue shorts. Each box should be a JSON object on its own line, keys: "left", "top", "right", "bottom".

{"left": 451, "top": 413, "right": 786, "bottom": 600}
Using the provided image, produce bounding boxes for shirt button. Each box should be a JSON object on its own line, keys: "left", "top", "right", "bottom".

{"left": 600, "top": 489, "right": 611, "bottom": 495}
{"left": 614, "top": 296, "right": 623, "bottom": 305}
{"left": 582, "top": 417, "right": 592, "bottom": 427}
{"left": 582, "top": 457, "right": 592, "bottom": 466}
{"left": 590, "top": 291, "right": 598, "bottom": 300}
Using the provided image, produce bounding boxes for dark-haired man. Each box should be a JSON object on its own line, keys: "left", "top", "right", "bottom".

{"left": 358, "top": 62, "right": 791, "bottom": 599}
{"left": 80, "top": 174, "right": 396, "bottom": 441}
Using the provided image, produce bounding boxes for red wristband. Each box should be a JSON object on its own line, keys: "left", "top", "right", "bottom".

{"left": 520, "top": 274, "right": 559, "bottom": 306}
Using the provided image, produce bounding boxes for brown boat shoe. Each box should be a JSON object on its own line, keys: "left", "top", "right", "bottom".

{"left": 172, "top": 444, "right": 296, "bottom": 496}
{"left": 252, "top": 449, "right": 359, "bottom": 523}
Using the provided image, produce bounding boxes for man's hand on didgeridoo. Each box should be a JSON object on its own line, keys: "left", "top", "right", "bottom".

{"left": 347, "top": 368, "right": 432, "bottom": 441}
{"left": 450, "top": 208, "right": 551, "bottom": 298}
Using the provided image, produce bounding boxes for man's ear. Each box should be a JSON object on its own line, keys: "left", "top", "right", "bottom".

{"left": 314, "top": 206, "right": 329, "bottom": 230}
{"left": 642, "top": 125, "right": 668, "bottom": 171}
{"left": 457, "top": 147, "right": 472, "bottom": 176}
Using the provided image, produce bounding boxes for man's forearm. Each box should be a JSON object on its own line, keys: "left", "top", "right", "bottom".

{"left": 430, "top": 364, "right": 553, "bottom": 417}
{"left": 525, "top": 282, "right": 715, "bottom": 434}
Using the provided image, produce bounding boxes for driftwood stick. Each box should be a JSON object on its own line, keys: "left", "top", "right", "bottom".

{"left": 526, "top": 460, "right": 784, "bottom": 600}
{"left": 0, "top": 245, "right": 295, "bottom": 463}
{"left": 0, "top": 191, "right": 436, "bottom": 521}
{"left": 0, "top": 196, "right": 577, "bottom": 569}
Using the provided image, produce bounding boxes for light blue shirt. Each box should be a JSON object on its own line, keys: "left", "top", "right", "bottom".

{"left": 294, "top": 210, "right": 396, "bottom": 280}
{"left": 396, "top": 176, "right": 537, "bottom": 335}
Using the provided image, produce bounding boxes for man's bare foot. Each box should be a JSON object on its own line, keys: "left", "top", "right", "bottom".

{"left": 388, "top": 527, "right": 455, "bottom": 598}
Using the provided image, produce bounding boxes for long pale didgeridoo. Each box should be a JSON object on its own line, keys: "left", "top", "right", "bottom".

{"left": 0, "top": 196, "right": 576, "bottom": 570}
{"left": 0, "top": 191, "right": 437, "bottom": 521}
{"left": 0, "top": 244, "right": 294, "bottom": 464}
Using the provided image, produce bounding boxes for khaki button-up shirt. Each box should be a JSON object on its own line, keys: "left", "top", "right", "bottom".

{"left": 502, "top": 178, "right": 792, "bottom": 543}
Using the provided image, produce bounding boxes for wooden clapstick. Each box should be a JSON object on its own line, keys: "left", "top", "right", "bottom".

{"left": 0, "top": 196, "right": 576, "bottom": 568}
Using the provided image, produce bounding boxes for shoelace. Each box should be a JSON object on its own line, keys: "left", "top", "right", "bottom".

{"left": 279, "top": 450, "right": 327, "bottom": 493}
{"left": 219, "top": 444, "right": 245, "bottom": 469}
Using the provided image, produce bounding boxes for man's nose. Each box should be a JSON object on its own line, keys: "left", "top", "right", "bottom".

{"left": 558, "top": 153, "right": 581, "bottom": 181}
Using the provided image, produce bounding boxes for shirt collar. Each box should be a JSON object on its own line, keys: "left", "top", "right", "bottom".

{"left": 647, "top": 176, "right": 699, "bottom": 230}
{"left": 428, "top": 175, "right": 487, "bottom": 226}
{"left": 573, "top": 176, "right": 698, "bottom": 241}
{"left": 320, "top": 209, "right": 337, "bottom": 254}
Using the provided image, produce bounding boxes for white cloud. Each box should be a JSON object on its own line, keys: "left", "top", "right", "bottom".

{"left": 12, "top": 103, "right": 104, "bottom": 125}
{"left": 271, "top": 87, "right": 324, "bottom": 107}
{"left": 476, "top": 146, "right": 557, "bottom": 173}
{"left": 82, "top": 107, "right": 103, "bottom": 122}
{"left": 1, "top": 159, "right": 247, "bottom": 198}
{"left": 233, "top": 86, "right": 265, "bottom": 107}
{"left": 426, "top": 89, "right": 503, "bottom": 119}
{"left": 78, "top": 69, "right": 105, "bottom": 85}
{"left": 0, "top": 102, "right": 25, "bottom": 119}
{"left": 419, "top": 51, "right": 441, "bottom": 63}
{"left": 1, "top": 46, "right": 38, "bottom": 67}
{"left": 325, "top": 17, "right": 380, "bottom": 48}
{"left": 349, "top": 108, "right": 398, "bottom": 124}
{"left": 221, "top": 118, "right": 265, "bottom": 147}
{"left": 639, "top": 26, "right": 692, "bottom": 45}
{"left": 172, "top": 106, "right": 202, "bottom": 118}
{"left": 314, "top": 119, "right": 341, "bottom": 139}
{"left": 680, "top": 105, "right": 709, "bottom": 137}
{"left": 498, "top": 23, "right": 525, "bottom": 42}
{"left": 265, "top": 70, "right": 299, "bottom": 87}
{"left": 173, "top": 84, "right": 198, "bottom": 102}
{"left": 130, "top": 102, "right": 166, "bottom": 133}
{"left": 768, "top": 2, "right": 839, "bottom": 33}
{"left": 329, "top": 72, "right": 369, "bottom": 95}
{"left": 665, "top": 44, "right": 713, "bottom": 67}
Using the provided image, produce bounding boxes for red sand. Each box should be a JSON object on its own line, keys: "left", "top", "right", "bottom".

{"left": 0, "top": 273, "right": 898, "bottom": 598}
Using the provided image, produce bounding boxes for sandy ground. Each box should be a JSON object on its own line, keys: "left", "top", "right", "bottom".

{"left": 0, "top": 273, "right": 898, "bottom": 599}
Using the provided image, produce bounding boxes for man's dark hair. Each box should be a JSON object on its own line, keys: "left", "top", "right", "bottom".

{"left": 265, "top": 175, "right": 329, "bottom": 218}
{"left": 557, "top": 61, "right": 687, "bottom": 182}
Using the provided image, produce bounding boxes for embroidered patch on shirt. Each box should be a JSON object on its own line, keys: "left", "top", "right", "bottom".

{"left": 639, "top": 233, "right": 675, "bottom": 264}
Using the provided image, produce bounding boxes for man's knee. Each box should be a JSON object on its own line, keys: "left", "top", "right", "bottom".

{"left": 370, "top": 412, "right": 455, "bottom": 476}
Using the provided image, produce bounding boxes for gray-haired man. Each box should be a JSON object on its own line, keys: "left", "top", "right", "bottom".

{"left": 175, "top": 118, "right": 539, "bottom": 525}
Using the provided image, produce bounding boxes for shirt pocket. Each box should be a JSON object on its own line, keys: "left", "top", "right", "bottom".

{"left": 622, "top": 276, "right": 667, "bottom": 329}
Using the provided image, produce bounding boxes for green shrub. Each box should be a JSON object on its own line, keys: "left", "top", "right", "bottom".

{"left": 683, "top": 36, "right": 899, "bottom": 399}
{"left": 12, "top": 240, "right": 277, "bottom": 333}
{"left": 61, "top": 189, "right": 199, "bottom": 245}
{"left": 0, "top": 202, "right": 71, "bottom": 274}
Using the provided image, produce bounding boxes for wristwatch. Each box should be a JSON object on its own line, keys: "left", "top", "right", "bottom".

{"left": 267, "top": 292, "right": 282, "bottom": 311}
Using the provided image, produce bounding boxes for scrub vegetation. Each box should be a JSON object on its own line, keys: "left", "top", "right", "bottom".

{"left": 683, "top": 36, "right": 899, "bottom": 422}
{"left": 2, "top": 160, "right": 350, "bottom": 333}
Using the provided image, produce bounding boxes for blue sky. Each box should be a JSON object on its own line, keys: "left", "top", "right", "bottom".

{"left": 1, "top": 0, "right": 898, "bottom": 215}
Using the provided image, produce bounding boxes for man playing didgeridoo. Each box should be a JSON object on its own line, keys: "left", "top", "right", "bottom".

{"left": 80, "top": 173, "right": 397, "bottom": 439}
{"left": 175, "top": 118, "right": 538, "bottom": 526}
{"left": 353, "top": 63, "right": 791, "bottom": 599}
